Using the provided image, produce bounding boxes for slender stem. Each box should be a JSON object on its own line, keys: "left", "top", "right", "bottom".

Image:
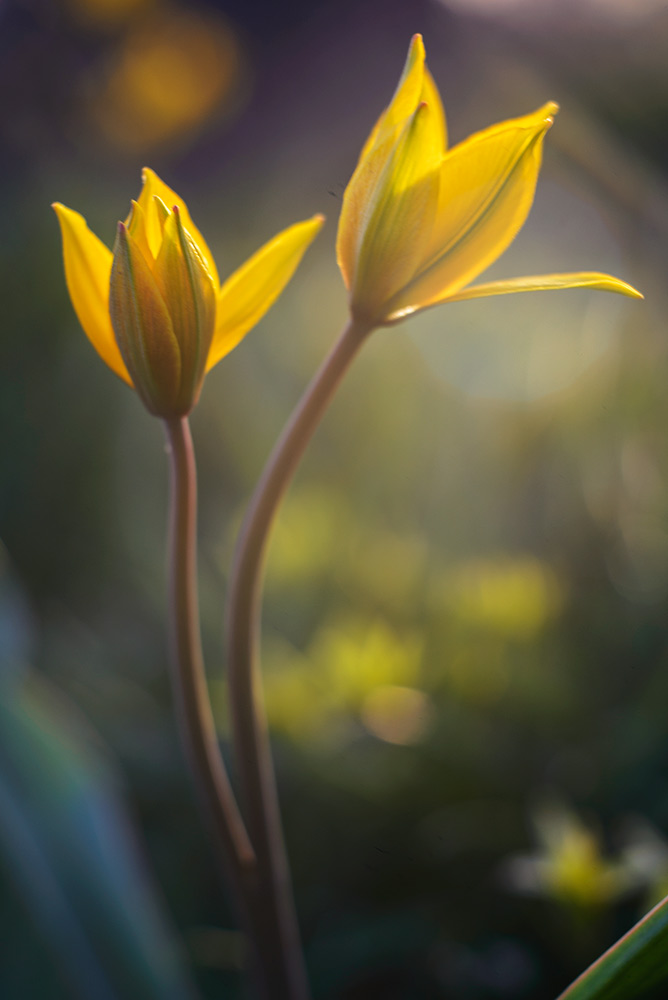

{"left": 226, "top": 317, "right": 372, "bottom": 1000}
{"left": 163, "top": 417, "right": 262, "bottom": 979}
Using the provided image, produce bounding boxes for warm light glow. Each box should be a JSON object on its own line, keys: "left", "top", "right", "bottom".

{"left": 90, "top": 10, "right": 245, "bottom": 151}
{"left": 361, "top": 685, "right": 433, "bottom": 744}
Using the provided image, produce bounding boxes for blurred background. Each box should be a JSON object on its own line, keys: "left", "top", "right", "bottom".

{"left": 1, "top": 0, "right": 668, "bottom": 996}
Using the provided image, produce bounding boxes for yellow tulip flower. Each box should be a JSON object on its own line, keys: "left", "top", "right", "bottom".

{"left": 54, "top": 169, "right": 324, "bottom": 416}
{"left": 337, "top": 35, "right": 642, "bottom": 327}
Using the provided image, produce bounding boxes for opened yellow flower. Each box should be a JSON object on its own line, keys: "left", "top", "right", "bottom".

{"left": 54, "top": 169, "right": 323, "bottom": 416}
{"left": 337, "top": 35, "right": 641, "bottom": 327}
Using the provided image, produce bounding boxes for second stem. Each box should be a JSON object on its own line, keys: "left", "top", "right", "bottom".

{"left": 226, "top": 317, "right": 371, "bottom": 1000}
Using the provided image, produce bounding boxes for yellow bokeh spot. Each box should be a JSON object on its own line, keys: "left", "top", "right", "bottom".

{"left": 361, "top": 685, "right": 433, "bottom": 745}
{"left": 314, "top": 618, "right": 423, "bottom": 710}
{"left": 439, "top": 556, "right": 563, "bottom": 639}
{"left": 535, "top": 808, "right": 632, "bottom": 908}
{"left": 263, "top": 619, "right": 424, "bottom": 743}
{"left": 90, "top": 10, "right": 244, "bottom": 151}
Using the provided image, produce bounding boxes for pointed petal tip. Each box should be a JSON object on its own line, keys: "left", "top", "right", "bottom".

{"left": 431, "top": 271, "right": 644, "bottom": 308}
{"left": 139, "top": 166, "right": 161, "bottom": 193}
{"left": 52, "top": 202, "right": 75, "bottom": 223}
{"left": 410, "top": 101, "right": 431, "bottom": 127}
{"left": 543, "top": 101, "right": 560, "bottom": 127}
{"left": 590, "top": 272, "right": 644, "bottom": 299}
{"left": 404, "top": 33, "right": 426, "bottom": 68}
{"left": 153, "top": 194, "right": 170, "bottom": 214}
{"left": 408, "top": 33, "right": 426, "bottom": 67}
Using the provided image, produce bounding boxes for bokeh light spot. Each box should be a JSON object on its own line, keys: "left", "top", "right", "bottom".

{"left": 89, "top": 9, "right": 245, "bottom": 152}
{"left": 440, "top": 556, "right": 563, "bottom": 639}
{"left": 361, "top": 684, "right": 434, "bottom": 745}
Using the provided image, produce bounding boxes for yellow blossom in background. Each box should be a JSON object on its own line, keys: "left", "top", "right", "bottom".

{"left": 263, "top": 618, "right": 425, "bottom": 744}
{"left": 504, "top": 804, "right": 638, "bottom": 911}
{"left": 442, "top": 556, "right": 563, "bottom": 639}
{"left": 337, "top": 34, "right": 642, "bottom": 327}
{"left": 54, "top": 169, "right": 323, "bottom": 416}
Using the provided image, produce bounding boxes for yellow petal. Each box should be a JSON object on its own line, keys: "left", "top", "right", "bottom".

{"left": 134, "top": 168, "right": 220, "bottom": 287}
{"left": 337, "top": 35, "right": 447, "bottom": 309}
{"left": 357, "top": 34, "right": 428, "bottom": 163}
{"left": 337, "top": 119, "right": 405, "bottom": 294}
{"left": 207, "top": 215, "right": 324, "bottom": 372}
{"left": 420, "top": 68, "right": 447, "bottom": 153}
{"left": 343, "top": 101, "right": 442, "bottom": 323}
{"left": 153, "top": 208, "right": 217, "bottom": 409}
{"left": 52, "top": 203, "right": 132, "bottom": 385}
{"left": 127, "top": 199, "right": 153, "bottom": 264}
{"left": 357, "top": 37, "right": 446, "bottom": 167}
{"left": 443, "top": 271, "right": 643, "bottom": 304}
{"left": 386, "top": 102, "right": 559, "bottom": 319}
{"left": 152, "top": 195, "right": 170, "bottom": 233}
{"left": 110, "top": 224, "right": 181, "bottom": 415}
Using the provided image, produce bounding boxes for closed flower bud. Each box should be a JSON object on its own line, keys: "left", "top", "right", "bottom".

{"left": 54, "top": 168, "right": 324, "bottom": 417}
{"left": 109, "top": 207, "right": 216, "bottom": 417}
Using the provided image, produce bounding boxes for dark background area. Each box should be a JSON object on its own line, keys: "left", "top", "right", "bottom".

{"left": 1, "top": 0, "right": 668, "bottom": 997}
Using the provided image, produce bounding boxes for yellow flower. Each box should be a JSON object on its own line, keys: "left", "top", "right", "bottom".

{"left": 336, "top": 35, "right": 642, "bottom": 327}
{"left": 54, "top": 169, "right": 324, "bottom": 416}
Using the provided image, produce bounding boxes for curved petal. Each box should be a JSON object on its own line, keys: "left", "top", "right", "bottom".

{"left": 153, "top": 208, "right": 216, "bottom": 408}
{"left": 337, "top": 38, "right": 445, "bottom": 306}
{"left": 420, "top": 68, "right": 447, "bottom": 153}
{"left": 134, "top": 168, "right": 219, "bottom": 288}
{"left": 387, "top": 271, "right": 643, "bottom": 321}
{"left": 207, "top": 215, "right": 324, "bottom": 372}
{"left": 358, "top": 34, "right": 428, "bottom": 162}
{"left": 386, "top": 102, "right": 559, "bottom": 318}
{"left": 442, "top": 272, "right": 644, "bottom": 304}
{"left": 337, "top": 120, "right": 406, "bottom": 293}
{"left": 52, "top": 203, "right": 132, "bottom": 385}
{"left": 110, "top": 224, "right": 181, "bottom": 415}
{"left": 346, "top": 102, "right": 442, "bottom": 322}
{"left": 126, "top": 200, "right": 153, "bottom": 265}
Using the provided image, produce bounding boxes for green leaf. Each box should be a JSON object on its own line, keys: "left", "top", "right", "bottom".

{"left": 0, "top": 671, "right": 199, "bottom": 1000}
{"left": 557, "top": 895, "right": 668, "bottom": 1000}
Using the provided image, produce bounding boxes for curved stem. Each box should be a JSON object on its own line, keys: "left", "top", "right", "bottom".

{"left": 163, "top": 417, "right": 260, "bottom": 972}
{"left": 226, "top": 317, "right": 372, "bottom": 1000}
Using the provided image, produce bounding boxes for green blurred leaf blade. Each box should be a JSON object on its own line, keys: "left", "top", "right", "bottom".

{"left": 0, "top": 672, "right": 199, "bottom": 1000}
{"left": 558, "top": 894, "right": 668, "bottom": 1000}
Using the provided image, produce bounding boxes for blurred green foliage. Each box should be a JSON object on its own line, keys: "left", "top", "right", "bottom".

{"left": 3, "top": 0, "right": 668, "bottom": 997}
